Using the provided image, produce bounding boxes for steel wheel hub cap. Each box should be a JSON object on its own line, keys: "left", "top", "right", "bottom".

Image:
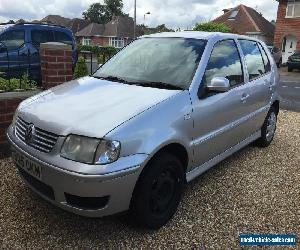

{"left": 266, "top": 112, "right": 276, "bottom": 142}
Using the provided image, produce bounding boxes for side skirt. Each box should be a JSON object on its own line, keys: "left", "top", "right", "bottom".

{"left": 186, "top": 131, "right": 261, "bottom": 183}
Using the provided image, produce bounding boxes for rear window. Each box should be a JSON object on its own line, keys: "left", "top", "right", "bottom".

{"left": 31, "top": 30, "right": 54, "bottom": 46}
{"left": 239, "top": 40, "right": 265, "bottom": 81}
{"left": 258, "top": 43, "right": 271, "bottom": 73}
{"left": 54, "top": 31, "right": 73, "bottom": 45}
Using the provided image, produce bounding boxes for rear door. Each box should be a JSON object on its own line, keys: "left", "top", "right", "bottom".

{"left": 0, "top": 29, "right": 26, "bottom": 79}
{"left": 192, "top": 39, "right": 253, "bottom": 166}
{"left": 238, "top": 40, "right": 273, "bottom": 133}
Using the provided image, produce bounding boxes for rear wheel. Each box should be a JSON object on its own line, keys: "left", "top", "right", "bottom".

{"left": 256, "top": 106, "right": 277, "bottom": 147}
{"left": 131, "top": 152, "right": 184, "bottom": 229}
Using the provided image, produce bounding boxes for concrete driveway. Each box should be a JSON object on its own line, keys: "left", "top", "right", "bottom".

{"left": 279, "top": 67, "right": 300, "bottom": 112}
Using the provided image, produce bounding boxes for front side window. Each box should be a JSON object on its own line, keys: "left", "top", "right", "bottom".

{"left": 286, "top": 0, "right": 300, "bottom": 18}
{"left": 109, "top": 37, "right": 124, "bottom": 48}
{"left": 82, "top": 37, "right": 91, "bottom": 46}
{"left": 94, "top": 38, "right": 207, "bottom": 90}
{"left": 0, "top": 30, "right": 25, "bottom": 50}
{"left": 239, "top": 40, "right": 265, "bottom": 81}
{"left": 32, "top": 30, "right": 54, "bottom": 46}
{"left": 202, "top": 39, "right": 244, "bottom": 87}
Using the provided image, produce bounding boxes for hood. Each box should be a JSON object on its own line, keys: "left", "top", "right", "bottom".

{"left": 19, "top": 77, "right": 180, "bottom": 137}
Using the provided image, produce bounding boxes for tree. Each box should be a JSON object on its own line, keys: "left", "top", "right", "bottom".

{"left": 73, "top": 56, "right": 88, "bottom": 79}
{"left": 193, "top": 22, "right": 231, "bottom": 33}
{"left": 82, "top": 0, "right": 124, "bottom": 24}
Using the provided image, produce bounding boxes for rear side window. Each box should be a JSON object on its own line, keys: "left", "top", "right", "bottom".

{"left": 0, "top": 30, "right": 25, "bottom": 50}
{"left": 202, "top": 39, "right": 244, "bottom": 87}
{"left": 258, "top": 43, "right": 271, "bottom": 73}
{"left": 31, "top": 30, "right": 54, "bottom": 46}
{"left": 239, "top": 40, "right": 265, "bottom": 81}
{"left": 54, "top": 31, "right": 73, "bottom": 45}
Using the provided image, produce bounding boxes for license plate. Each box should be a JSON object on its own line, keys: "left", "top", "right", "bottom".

{"left": 12, "top": 151, "right": 42, "bottom": 180}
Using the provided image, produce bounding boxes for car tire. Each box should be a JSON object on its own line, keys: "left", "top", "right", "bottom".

{"left": 255, "top": 106, "right": 277, "bottom": 147}
{"left": 131, "top": 152, "right": 184, "bottom": 229}
{"left": 288, "top": 67, "right": 293, "bottom": 72}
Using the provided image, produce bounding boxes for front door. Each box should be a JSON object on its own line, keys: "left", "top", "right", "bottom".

{"left": 282, "top": 35, "right": 297, "bottom": 63}
{"left": 191, "top": 39, "right": 252, "bottom": 167}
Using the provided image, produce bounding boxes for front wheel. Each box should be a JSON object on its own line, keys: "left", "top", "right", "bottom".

{"left": 131, "top": 152, "right": 184, "bottom": 229}
{"left": 255, "top": 107, "right": 277, "bottom": 147}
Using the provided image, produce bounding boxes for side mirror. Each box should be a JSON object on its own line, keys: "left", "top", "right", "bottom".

{"left": 206, "top": 77, "right": 230, "bottom": 92}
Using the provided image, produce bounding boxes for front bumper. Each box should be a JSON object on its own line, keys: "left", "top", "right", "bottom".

{"left": 7, "top": 126, "right": 147, "bottom": 217}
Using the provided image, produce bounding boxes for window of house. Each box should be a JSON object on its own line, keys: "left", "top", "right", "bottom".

{"left": 286, "top": 0, "right": 300, "bottom": 18}
{"left": 32, "top": 30, "right": 54, "bottom": 46}
{"left": 82, "top": 37, "right": 91, "bottom": 46}
{"left": 228, "top": 10, "right": 239, "bottom": 20}
{"left": 239, "top": 40, "right": 266, "bottom": 81}
{"left": 109, "top": 37, "right": 124, "bottom": 48}
{"left": 54, "top": 31, "right": 73, "bottom": 45}
{"left": 202, "top": 39, "right": 244, "bottom": 87}
{"left": 0, "top": 30, "right": 25, "bottom": 50}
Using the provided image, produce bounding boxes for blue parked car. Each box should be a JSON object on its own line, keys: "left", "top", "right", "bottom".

{"left": 0, "top": 23, "right": 77, "bottom": 84}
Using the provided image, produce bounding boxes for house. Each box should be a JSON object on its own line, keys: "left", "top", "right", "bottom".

{"left": 211, "top": 4, "right": 275, "bottom": 45}
{"left": 76, "top": 16, "right": 138, "bottom": 48}
{"left": 274, "top": 0, "right": 300, "bottom": 63}
{"left": 41, "top": 15, "right": 90, "bottom": 35}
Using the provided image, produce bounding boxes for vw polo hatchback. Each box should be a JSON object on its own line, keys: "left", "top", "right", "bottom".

{"left": 7, "top": 32, "right": 280, "bottom": 229}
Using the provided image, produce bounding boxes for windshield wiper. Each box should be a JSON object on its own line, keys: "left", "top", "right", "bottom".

{"left": 92, "top": 75, "right": 130, "bottom": 83}
{"left": 93, "top": 76, "right": 184, "bottom": 90}
{"left": 135, "top": 81, "right": 184, "bottom": 90}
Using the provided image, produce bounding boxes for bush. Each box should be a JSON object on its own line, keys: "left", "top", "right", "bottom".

{"left": 193, "top": 22, "right": 231, "bottom": 33}
{"left": 73, "top": 56, "right": 88, "bottom": 79}
{"left": 77, "top": 44, "right": 118, "bottom": 57}
{"left": 0, "top": 73, "right": 37, "bottom": 92}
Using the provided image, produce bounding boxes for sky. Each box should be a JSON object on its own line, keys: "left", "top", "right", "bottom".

{"left": 0, "top": 0, "right": 279, "bottom": 29}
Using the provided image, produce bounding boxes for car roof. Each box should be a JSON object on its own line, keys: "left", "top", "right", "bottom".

{"left": 0, "top": 23, "right": 71, "bottom": 32}
{"left": 142, "top": 31, "right": 265, "bottom": 43}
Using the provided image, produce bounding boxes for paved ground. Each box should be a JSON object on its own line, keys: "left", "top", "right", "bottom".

{"left": 0, "top": 111, "right": 299, "bottom": 249}
{"left": 279, "top": 67, "right": 300, "bottom": 112}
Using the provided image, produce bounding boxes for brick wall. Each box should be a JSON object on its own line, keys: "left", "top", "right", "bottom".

{"left": 274, "top": 0, "right": 300, "bottom": 50}
{"left": 40, "top": 42, "right": 73, "bottom": 89}
{"left": 0, "top": 91, "right": 40, "bottom": 158}
{"left": 92, "top": 37, "right": 110, "bottom": 46}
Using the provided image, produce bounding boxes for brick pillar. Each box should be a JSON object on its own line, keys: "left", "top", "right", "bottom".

{"left": 40, "top": 42, "right": 73, "bottom": 89}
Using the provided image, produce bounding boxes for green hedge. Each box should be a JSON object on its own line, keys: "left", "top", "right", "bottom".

{"left": 0, "top": 74, "right": 37, "bottom": 92}
{"left": 77, "top": 44, "right": 119, "bottom": 56}
{"left": 73, "top": 56, "right": 88, "bottom": 79}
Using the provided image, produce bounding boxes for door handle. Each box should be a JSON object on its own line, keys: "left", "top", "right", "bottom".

{"left": 241, "top": 93, "right": 250, "bottom": 103}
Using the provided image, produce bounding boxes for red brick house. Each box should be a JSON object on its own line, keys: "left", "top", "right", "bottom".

{"left": 76, "top": 16, "right": 139, "bottom": 48}
{"left": 211, "top": 4, "right": 275, "bottom": 45}
{"left": 274, "top": 0, "right": 300, "bottom": 63}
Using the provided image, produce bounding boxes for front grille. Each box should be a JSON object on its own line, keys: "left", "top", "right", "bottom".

{"left": 15, "top": 117, "right": 59, "bottom": 153}
{"left": 18, "top": 167, "right": 55, "bottom": 200}
{"left": 65, "top": 193, "right": 109, "bottom": 210}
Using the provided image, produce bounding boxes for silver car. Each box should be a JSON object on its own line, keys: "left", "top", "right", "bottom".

{"left": 7, "top": 32, "right": 280, "bottom": 229}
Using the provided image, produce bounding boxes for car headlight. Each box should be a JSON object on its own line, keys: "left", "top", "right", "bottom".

{"left": 60, "top": 135, "right": 121, "bottom": 165}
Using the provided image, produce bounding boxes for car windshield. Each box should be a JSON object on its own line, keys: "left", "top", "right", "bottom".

{"left": 94, "top": 37, "right": 207, "bottom": 90}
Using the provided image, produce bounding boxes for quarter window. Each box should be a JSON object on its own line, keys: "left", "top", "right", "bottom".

{"left": 32, "top": 30, "right": 54, "bottom": 46}
{"left": 202, "top": 39, "right": 244, "bottom": 87}
{"left": 239, "top": 40, "right": 265, "bottom": 81}
{"left": 0, "top": 30, "right": 25, "bottom": 50}
{"left": 258, "top": 43, "right": 271, "bottom": 73}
